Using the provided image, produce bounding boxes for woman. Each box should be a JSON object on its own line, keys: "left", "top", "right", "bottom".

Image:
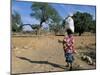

{"left": 63, "top": 29, "right": 76, "bottom": 70}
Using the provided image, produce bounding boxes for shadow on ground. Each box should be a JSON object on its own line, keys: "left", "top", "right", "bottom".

{"left": 12, "top": 56, "right": 93, "bottom": 75}
{"left": 16, "top": 56, "right": 66, "bottom": 70}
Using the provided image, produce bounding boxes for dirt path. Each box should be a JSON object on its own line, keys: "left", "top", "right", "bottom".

{"left": 12, "top": 35, "right": 96, "bottom": 74}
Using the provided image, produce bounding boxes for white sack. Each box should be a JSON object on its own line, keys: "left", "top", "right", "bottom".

{"left": 65, "top": 16, "right": 74, "bottom": 33}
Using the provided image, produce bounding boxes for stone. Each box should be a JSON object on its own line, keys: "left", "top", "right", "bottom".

{"left": 23, "top": 46, "right": 29, "bottom": 49}
{"left": 86, "top": 56, "right": 93, "bottom": 65}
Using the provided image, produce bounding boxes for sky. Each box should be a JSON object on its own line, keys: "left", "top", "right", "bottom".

{"left": 12, "top": 0, "right": 96, "bottom": 31}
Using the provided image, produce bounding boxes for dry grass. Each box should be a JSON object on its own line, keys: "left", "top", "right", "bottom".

{"left": 11, "top": 34, "right": 96, "bottom": 74}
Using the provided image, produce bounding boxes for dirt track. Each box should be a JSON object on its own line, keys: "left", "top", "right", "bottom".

{"left": 12, "top": 35, "right": 96, "bottom": 74}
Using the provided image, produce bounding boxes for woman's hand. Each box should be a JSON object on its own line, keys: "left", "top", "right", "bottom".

{"left": 73, "top": 50, "right": 77, "bottom": 54}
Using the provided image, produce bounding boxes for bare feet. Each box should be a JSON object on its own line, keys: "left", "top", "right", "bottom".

{"left": 65, "top": 63, "right": 69, "bottom": 67}
{"left": 69, "top": 66, "right": 72, "bottom": 70}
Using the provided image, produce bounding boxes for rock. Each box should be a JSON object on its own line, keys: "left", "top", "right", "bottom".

{"left": 12, "top": 45, "right": 16, "bottom": 49}
{"left": 14, "top": 47, "right": 19, "bottom": 50}
{"left": 23, "top": 46, "right": 29, "bottom": 49}
{"left": 77, "top": 64, "right": 82, "bottom": 68}
{"left": 86, "top": 56, "right": 93, "bottom": 65}
{"left": 81, "top": 54, "right": 94, "bottom": 65}
{"left": 92, "top": 62, "right": 96, "bottom": 66}
{"left": 81, "top": 55, "right": 87, "bottom": 60}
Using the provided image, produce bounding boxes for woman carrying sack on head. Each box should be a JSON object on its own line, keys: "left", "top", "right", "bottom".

{"left": 63, "top": 13, "right": 76, "bottom": 70}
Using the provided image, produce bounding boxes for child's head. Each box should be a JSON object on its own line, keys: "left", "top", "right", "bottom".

{"left": 66, "top": 29, "right": 73, "bottom": 35}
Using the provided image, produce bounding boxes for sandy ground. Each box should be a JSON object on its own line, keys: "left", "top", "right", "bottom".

{"left": 11, "top": 34, "right": 96, "bottom": 74}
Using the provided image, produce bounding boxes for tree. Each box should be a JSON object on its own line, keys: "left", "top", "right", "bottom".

{"left": 12, "top": 11, "right": 23, "bottom": 32}
{"left": 49, "top": 20, "right": 64, "bottom": 35}
{"left": 88, "top": 20, "right": 96, "bottom": 33}
{"left": 72, "top": 12, "right": 93, "bottom": 36}
{"left": 30, "top": 2, "right": 61, "bottom": 35}
{"left": 31, "top": 24, "right": 40, "bottom": 35}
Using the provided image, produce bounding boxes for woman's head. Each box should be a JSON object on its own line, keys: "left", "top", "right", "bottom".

{"left": 66, "top": 29, "right": 73, "bottom": 35}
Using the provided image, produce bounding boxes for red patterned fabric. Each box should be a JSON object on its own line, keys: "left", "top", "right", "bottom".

{"left": 63, "top": 35, "right": 75, "bottom": 53}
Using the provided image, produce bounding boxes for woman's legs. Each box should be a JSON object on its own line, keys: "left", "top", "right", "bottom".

{"left": 65, "top": 53, "right": 74, "bottom": 70}
{"left": 65, "top": 62, "right": 70, "bottom": 67}
{"left": 69, "top": 63, "right": 72, "bottom": 70}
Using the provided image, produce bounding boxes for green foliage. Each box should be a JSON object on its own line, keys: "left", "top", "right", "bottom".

{"left": 49, "top": 23, "right": 62, "bottom": 35}
{"left": 30, "top": 2, "right": 62, "bottom": 34}
{"left": 31, "top": 2, "right": 61, "bottom": 23}
{"left": 72, "top": 12, "right": 95, "bottom": 36}
{"left": 88, "top": 20, "right": 96, "bottom": 33}
{"left": 12, "top": 11, "right": 23, "bottom": 32}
